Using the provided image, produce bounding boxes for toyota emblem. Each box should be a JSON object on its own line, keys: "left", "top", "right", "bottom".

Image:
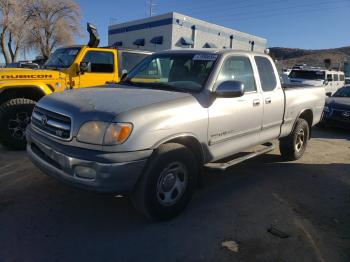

{"left": 342, "top": 111, "right": 350, "bottom": 117}
{"left": 41, "top": 115, "right": 48, "bottom": 125}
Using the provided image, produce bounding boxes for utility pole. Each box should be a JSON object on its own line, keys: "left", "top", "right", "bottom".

{"left": 147, "top": 0, "right": 156, "bottom": 17}
{"left": 109, "top": 18, "right": 118, "bottom": 26}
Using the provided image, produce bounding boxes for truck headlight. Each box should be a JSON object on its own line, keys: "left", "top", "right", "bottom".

{"left": 104, "top": 123, "right": 133, "bottom": 145}
{"left": 77, "top": 121, "right": 132, "bottom": 145}
{"left": 323, "top": 106, "right": 330, "bottom": 113}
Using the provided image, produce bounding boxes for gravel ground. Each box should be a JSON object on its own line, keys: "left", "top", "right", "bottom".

{"left": 0, "top": 127, "right": 349, "bottom": 262}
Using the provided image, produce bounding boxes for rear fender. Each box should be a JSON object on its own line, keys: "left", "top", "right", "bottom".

{"left": 292, "top": 108, "right": 313, "bottom": 139}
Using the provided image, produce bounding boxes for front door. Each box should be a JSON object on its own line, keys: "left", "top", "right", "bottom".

{"left": 78, "top": 50, "right": 117, "bottom": 87}
{"left": 208, "top": 55, "right": 263, "bottom": 161}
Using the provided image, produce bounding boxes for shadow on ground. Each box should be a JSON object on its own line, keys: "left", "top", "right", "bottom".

{"left": 312, "top": 126, "right": 350, "bottom": 141}
{"left": 0, "top": 149, "right": 349, "bottom": 262}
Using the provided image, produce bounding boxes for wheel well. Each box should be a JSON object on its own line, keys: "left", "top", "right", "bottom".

{"left": 0, "top": 87, "right": 45, "bottom": 105}
{"left": 164, "top": 136, "right": 205, "bottom": 166}
{"left": 298, "top": 109, "right": 313, "bottom": 138}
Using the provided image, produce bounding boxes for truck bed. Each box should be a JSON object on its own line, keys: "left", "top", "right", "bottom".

{"left": 280, "top": 85, "right": 325, "bottom": 137}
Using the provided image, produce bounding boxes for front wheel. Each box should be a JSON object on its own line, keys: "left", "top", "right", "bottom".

{"left": 279, "top": 118, "right": 309, "bottom": 161}
{"left": 131, "top": 143, "right": 198, "bottom": 221}
{"left": 0, "top": 98, "right": 36, "bottom": 150}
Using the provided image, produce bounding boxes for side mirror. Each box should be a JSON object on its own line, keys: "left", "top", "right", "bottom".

{"left": 215, "top": 80, "right": 244, "bottom": 98}
{"left": 326, "top": 92, "right": 332, "bottom": 97}
{"left": 80, "top": 61, "right": 91, "bottom": 74}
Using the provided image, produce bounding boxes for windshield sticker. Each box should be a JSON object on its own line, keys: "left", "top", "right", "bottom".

{"left": 193, "top": 54, "right": 218, "bottom": 61}
{"left": 68, "top": 49, "right": 79, "bottom": 56}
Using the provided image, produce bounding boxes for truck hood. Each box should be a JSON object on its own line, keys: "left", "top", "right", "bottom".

{"left": 326, "top": 97, "right": 350, "bottom": 110}
{"left": 0, "top": 68, "right": 63, "bottom": 81}
{"left": 37, "top": 85, "right": 192, "bottom": 123}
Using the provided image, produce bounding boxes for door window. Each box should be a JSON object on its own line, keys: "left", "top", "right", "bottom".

{"left": 118, "top": 52, "right": 149, "bottom": 74}
{"left": 217, "top": 56, "right": 256, "bottom": 92}
{"left": 254, "top": 56, "right": 277, "bottom": 91}
{"left": 333, "top": 74, "right": 339, "bottom": 81}
{"left": 82, "top": 51, "right": 114, "bottom": 73}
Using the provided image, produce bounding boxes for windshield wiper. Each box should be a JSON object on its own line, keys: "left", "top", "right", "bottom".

{"left": 123, "top": 81, "right": 192, "bottom": 93}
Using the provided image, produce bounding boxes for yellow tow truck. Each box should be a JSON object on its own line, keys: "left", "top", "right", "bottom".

{"left": 0, "top": 23, "right": 151, "bottom": 149}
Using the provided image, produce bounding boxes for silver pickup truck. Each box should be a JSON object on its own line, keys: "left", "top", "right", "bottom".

{"left": 26, "top": 49, "right": 325, "bottom": 220}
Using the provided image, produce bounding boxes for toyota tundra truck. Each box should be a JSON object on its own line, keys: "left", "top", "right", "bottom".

{"left": 0, "top": 23, "right": 151, "bottom": 149}
{"left": 26, "top": 49, "right": 325, "bottom": 221}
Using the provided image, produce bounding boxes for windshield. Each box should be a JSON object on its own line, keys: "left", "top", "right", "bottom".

{"left": 333, "top": 87, "right": 350, "bottom": 97}
{"left": 289, "top": 70, "right": 325, "bottom": 80}
{"left": 44, "top": 47, "right": 81, "bottom": 69}
{"left": 122, "top": 53, "right": 218, "bottom": 92}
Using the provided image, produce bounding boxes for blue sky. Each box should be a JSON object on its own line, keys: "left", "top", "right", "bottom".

{"left": 76, "top": 0, "right": 350, "bottom": 49}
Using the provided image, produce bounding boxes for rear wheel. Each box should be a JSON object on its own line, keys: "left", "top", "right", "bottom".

{"left": 0, "top": 98, "right": 36, "bottom": 150}
{"left": 279, "top": 118, "right": 309, "bottom": 161}
{"left": 131, "top": 143, "right": 198, "bottom": 221}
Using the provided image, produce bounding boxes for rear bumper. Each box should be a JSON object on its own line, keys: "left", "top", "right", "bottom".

{"left": 26, "top": 128, "right": 151, "bottom": 194}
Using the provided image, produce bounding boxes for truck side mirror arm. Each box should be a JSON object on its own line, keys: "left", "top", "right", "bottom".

{"left": 79, "top": 61, "right": 91, "bottom": 74}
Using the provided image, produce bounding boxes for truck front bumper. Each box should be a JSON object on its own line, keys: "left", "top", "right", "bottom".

{"left": 26, "top": 129, "right": 152, "bottom": 194}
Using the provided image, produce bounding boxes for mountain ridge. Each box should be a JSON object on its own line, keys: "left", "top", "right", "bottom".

{"left": 269, "top": 46, "right": 350, "bottom": 69}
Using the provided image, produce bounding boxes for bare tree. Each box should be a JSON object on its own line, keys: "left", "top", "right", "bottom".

{"left": 324, "top": 58, "right": 332, "bottom": 70}
{"left": 0, "top": 0, "right": 32, "bottom": 63}
{"left": 7, "top": 1, "right": 32, "bottom": 62}
{"left": 0, "top": 0, "right": 12, "bottom": 63}
{"left": 27, "top": 0, "right": 81, "bottom": 59}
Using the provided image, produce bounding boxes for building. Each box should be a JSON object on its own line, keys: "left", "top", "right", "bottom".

{"left": 344, "top": 61, "right": 350, "bottom": 77}
{"left": 108, "top": 12, "right": 267, "bottom": 53}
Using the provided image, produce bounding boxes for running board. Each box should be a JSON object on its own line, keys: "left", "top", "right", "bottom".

{"left": 205, "top": 142, "right": 274, "bottom": 171}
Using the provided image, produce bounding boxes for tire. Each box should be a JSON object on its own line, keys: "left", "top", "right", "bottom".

{"left": 279, "top": 118, "right": 309, "bottom": 161}
{"left": 0, "top": 98, "right": 36, "bottom": 150}
{"left": 131, "top": 143, "right": 198, "bottom": 221}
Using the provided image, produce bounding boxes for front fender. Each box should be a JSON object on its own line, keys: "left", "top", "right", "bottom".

{"left": 0, "top": 83, "right": 53, "bottom": 96}
{"left": 151, "top": 132, "right": 202, "bottom": 149}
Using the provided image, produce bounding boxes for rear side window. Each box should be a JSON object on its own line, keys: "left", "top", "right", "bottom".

{"left": 82, "top": 51, "right": 114, "bottom": 73}
{"left": 217, "top": 56, "right": 256, "bottom": 92}
{"left": 340, "top": 74, "right": 345, "bottom": 81}
{"left": 254, "top": 56, "right": 277, "bottom": 91}
{"left": 333, "top": 74, "right": 339, "bottom": 81}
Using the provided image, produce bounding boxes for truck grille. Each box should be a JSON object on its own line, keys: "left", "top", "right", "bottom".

{"left": 31, "top": 106, "right": 71, "bottom": 140}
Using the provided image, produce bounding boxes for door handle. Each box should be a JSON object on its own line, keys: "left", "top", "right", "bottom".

{"left": 265, "top": 97, "right": 272, "bottom": 104}
{"left": 253, "top": 99, "right": 260, "bottom": 106}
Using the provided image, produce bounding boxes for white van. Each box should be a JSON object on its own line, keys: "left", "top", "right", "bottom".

{"left": 289, "top": 69, "right": 345, "bottom": 94}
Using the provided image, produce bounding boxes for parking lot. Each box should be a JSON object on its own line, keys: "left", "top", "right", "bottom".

{"left": 0, "top": 127, "right": 349, "bottom": 262}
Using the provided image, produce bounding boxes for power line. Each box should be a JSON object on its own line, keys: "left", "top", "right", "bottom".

{"left": 159, "top": 0, "right": 295, "bottom": 13}
{"left": 205, "top": 3, "right": 350, "bottom": 23}
{"left": 189, "top": 0, "right": 349, "bottom": 20}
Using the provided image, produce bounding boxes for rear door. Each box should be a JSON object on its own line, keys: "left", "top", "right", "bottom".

{"left": 254, "top": 56, "right": 285, "bottom": 142}
{"left": 208, "top": 55, "right": 263, "bottom": 160}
